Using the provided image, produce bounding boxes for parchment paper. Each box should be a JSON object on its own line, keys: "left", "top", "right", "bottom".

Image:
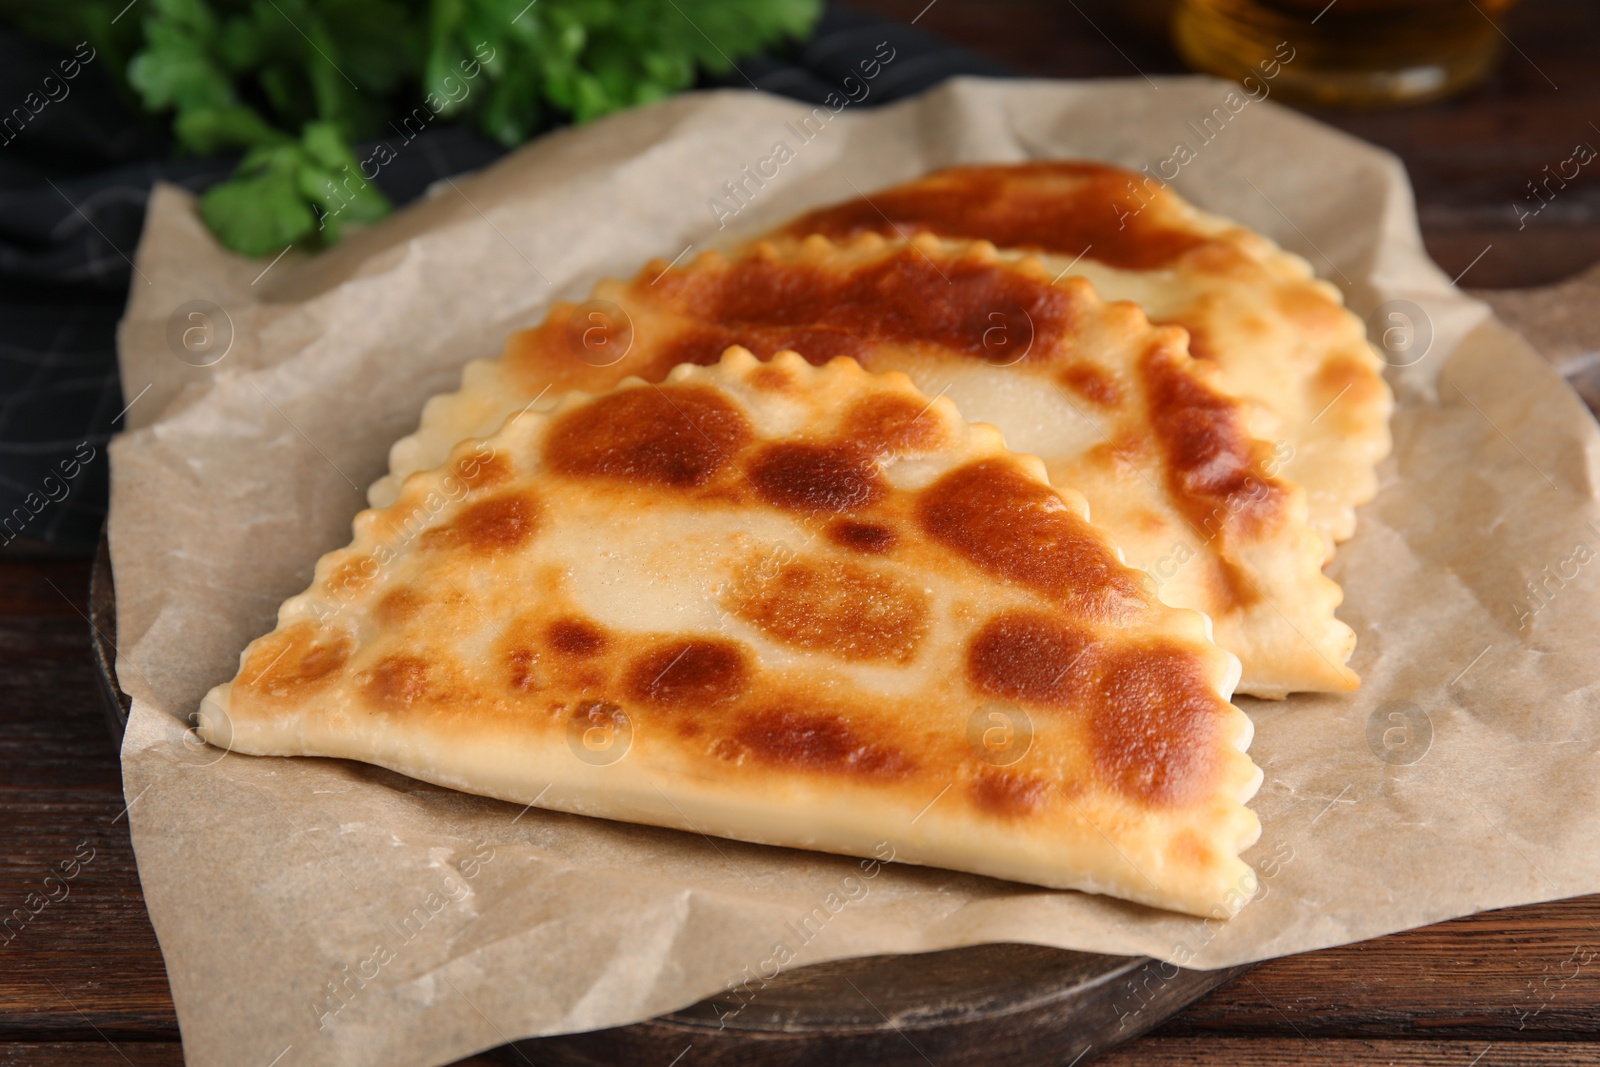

{"left": 1474, "top": 262, "right": 1600, "bottom": 414}
{"left": 110, "top": 77, "right": 1600, "bottom": 1067}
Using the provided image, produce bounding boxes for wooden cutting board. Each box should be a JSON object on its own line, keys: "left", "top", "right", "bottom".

{"left": 88, "top": 533, "right": 1248, "bottom": 1066}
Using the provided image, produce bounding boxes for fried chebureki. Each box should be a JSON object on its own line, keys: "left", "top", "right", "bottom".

{"left": 201, "top": 351, "right": 1262, "bottom": 917}
{"left": 370, "top": 234, "right": 1356, "bottom": 697}
{"left": 776, "top": 160, "right": 1393, "bottom": 550}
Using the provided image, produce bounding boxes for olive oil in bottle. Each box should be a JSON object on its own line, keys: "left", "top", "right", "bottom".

{"left": 1174, "top": 0, "right": 1519, "bottom": 108}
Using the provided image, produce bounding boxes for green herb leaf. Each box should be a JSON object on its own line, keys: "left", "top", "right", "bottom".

{"left": 4, "top": 0, "right": 822, "bottom": 256}
{"left": 175, "top": 103, "right": 289, "bottom": 153}
{"left": 199, "top": 146, "right": 318, "bottom": 256}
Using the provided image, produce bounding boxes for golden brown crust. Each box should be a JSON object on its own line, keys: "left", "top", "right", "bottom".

{"left": 774, "top": 160, "right": 1394, "bottom": 548}
{"left": 372, "top": 232, "right": 1351, "bottom": 695}
{"left": 779, "top": 160, "right": 1216, "bottom": 270}
{"left": 205, "top": 352, "right": 1262, "bottom": 917}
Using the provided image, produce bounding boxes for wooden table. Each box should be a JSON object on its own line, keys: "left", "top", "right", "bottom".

{"left": 5, "top": 2, "right": 1600, "bottom": 1064}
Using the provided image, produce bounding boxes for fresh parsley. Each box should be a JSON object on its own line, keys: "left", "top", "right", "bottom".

{"left": 2, "top": 0, "right": 820, "bottom": 255}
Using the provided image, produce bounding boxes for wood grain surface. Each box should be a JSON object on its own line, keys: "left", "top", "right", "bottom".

{"left": 7, "top": 2, "right": 1600, "bottom": 1064}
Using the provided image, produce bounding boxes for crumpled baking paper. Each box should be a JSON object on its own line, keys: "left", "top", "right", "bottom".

{"left": 109, "top": 77, "right": 1600, "bottom": 1067}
